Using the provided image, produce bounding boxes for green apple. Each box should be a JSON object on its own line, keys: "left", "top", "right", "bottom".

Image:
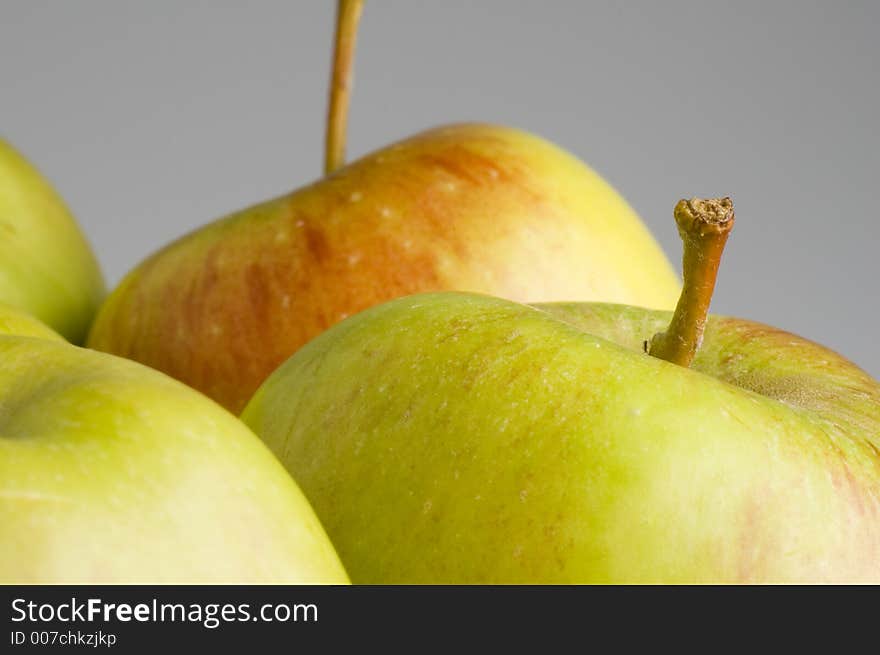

{"left": 0, "top": 301, "right": 65, "bottom": 341}
{"left": 86, "top": 4, "right": 679, "bottom": 414}
{"left": 0, "top": 325, "right": 348, "bottom": 583}
{"left": 241, "top": 198, "right": 880, "bottom": 583}
{"left": 0, "top": 138, "right": 105, "bottom": 344}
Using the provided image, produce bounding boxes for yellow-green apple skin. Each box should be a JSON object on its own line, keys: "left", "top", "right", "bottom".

{"left": 88, "top": 123, "right": 679, "bottom": 413}
{"left": 0, "top": 138, "right": 104, "bottom": 344}
{"left": 0, "top": 336, "right": 348, "bottom": 584}
{"left": 242, "top": 292, "right": 880, "bottom": 584}
{"left": 0, "top": 302, "right": 65, "bottom": 341}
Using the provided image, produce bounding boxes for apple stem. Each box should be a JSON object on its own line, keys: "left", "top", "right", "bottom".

{"left": 325, "top": 0, "right": 365, "bottom": 175}
{"left": 648, "top": 197, "right": 735, "bottom": 368}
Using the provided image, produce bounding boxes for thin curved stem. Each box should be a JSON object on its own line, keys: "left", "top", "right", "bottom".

{"left": 325, "top": 0, "right": 364, "bottom": 175}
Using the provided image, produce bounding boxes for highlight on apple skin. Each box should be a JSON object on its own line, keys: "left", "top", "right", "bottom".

{"left": 87, "top": 122, "right": 680, "bottom": 414}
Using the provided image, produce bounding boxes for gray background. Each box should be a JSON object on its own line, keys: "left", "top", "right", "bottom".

{"left": 2, "top": 1, "right": 878, "bottom": 378}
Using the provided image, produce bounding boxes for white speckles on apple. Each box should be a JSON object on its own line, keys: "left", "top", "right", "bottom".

{"left": 512, "top": 545, "right": 524, "bottom": 558}
{"left": 380, "top": 206, "right": 393, "bottom": 218}
{"left": 519, "top": 489, "right": 528, "bottom": 502}
{"left": 402, "top": 239, "right": 413, "bottom": 250}
{"left": 488, "top": 168, "right": 500, "bottom": 180}
{"left": 422, "top": 500, "right": 433, "bottom": 514}
{"left": 349, "top": 191, "right": 363, "bottom": 203}
{"left": 629, "top": 407, "right": 642, "bottom": 417}
{"left": 347, "top": 252, "right": 362, "bottom": 266}
{"left": 504, "top": 330, "right": 522, "bottom": 343}
{"left": 441, "top": 181, "right": 457, "bottom": 193}
{"left": 280, "top": 295, "right": 291, "bottom": 309}
{"left": 338, "top": 312, "right": 349, "bottom": 321}
{"left": 295, "top": 219, "right": 305, "bottom": 228}
{"left": 724, "top": 353, "right": 744, "bottom": 367}
{"left": 274, "top": 230, "right": 289, "bottom": 244}
{"left": 209, "top": 324, "right": 223, "bottom": 336}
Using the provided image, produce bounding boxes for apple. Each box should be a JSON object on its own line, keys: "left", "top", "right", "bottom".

{"left": 0, "top": 316, "right": 348, "bottom": 584}
{"left": 86, "top": 2, "right": 679, "bottom": 413}
{"left": 0, "top": 138, "right": 104, "bottom": 344}
{"left": 241, "top": 198, "right": 880, "bottom": 583}
{"left": 0, "top": 301, "right": 66, "bottom": 341}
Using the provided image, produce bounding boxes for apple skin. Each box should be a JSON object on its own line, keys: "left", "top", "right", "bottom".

{"left": 0, "top": 138, "right": 105, "bottom": 344}
{"left": 0, "top": 302, "right": 66, "bottom": 341}
{"left": 88, "top": 123, "right": 679, "bottom": 413}
{"left": 241, "top": 292, "right": 880, "bottom": 583}
{"left": 0, "top": 333, "right": 348, "bottom": 584}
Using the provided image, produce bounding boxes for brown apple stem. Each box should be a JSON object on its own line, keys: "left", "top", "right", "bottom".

{"left": 325, "top": 0, "right": 364, "bottom": 175}
{"left": 648, "top": 197, "right": 735, "bottom": 368}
